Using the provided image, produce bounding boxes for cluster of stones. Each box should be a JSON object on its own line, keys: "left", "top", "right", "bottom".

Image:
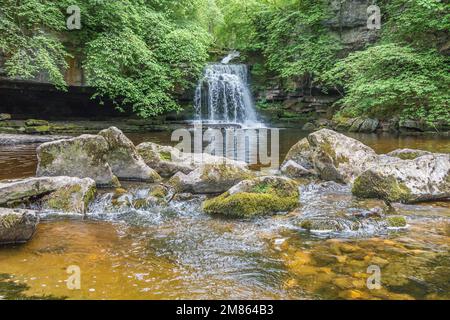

{"left": 1, "top": 127, "right": 448, "bottom": 244}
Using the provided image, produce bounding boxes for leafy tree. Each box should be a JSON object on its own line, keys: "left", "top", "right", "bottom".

{"left": 324, "top": 43, "right": 450, "bottom": 125}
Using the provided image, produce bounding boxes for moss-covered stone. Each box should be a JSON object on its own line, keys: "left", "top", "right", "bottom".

{"left": 202, "top": 176, "right": 299, "bottom": 218}
{"left": 352, "top": 172, "right": 412, "bottom": 203}
{"left": 25, "top": 119, "right": 49, "bottom": 127}
{"left": 159, "top": 151, "right": 172, "bottom": 161}
{"left": 24, "top": 125, "right": 50, "bottom": 134}
{"left": 387, "top": 216, "right": 407, "bottom": 228}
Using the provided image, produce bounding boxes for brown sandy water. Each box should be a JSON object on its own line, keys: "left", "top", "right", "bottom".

{"left": 0, "top": 129, "right": 449, "bottom": 300}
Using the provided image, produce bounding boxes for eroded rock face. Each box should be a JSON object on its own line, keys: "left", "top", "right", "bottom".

{"left": 387, "top": 148, "right": 433, "bottom": 160}
{"left": 202, "top": 176, "right": 299, "bottom": 218}
{"left": 353, "top": 154, "right": 450, "bottom": 203}
{"left": 0, "top": 208, "right": 39, "bottom": 244}
{"left": 36, "top": 134, "right": 119, "bottom": 187}
{"left": 99, "top": 127, "right": 161, "bottom": 182}
{"left": 168, "top": 163, "right": 255, "bottom": 194}
{"left": 0, "top": 176, "right": 96, "bottom": 214}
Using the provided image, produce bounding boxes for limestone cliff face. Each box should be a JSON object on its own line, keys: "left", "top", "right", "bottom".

{"left": 327, "top": 0, "right": 379, "bottom": 52}
{"left": 257, "top": 0, "right": 380, "bottom": 117}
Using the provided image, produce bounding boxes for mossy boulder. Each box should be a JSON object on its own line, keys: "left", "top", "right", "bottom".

{"left": 169, "top": 163, "right": 255, "bottom": 194}
{"left": 137, "top": 141, "right": 248, "bottom": 178}
{"left": 41, "top": 179, "right": 97, "bottom": 214}
{"left": 0, "top": 176, "right": 96, "bottom": 214}
{"left": 0, "top": 208, "right": 39, "bottom": 244}
{"left": 137, "top": 142, "right": 194, "bottom": 177}
{"left": 99, "top": 127, "right": 161, "bottom": 182}
{"left": 25, "top": 119, "right": 49, "bottom": 127}
{"left": 353, "top": 154, "right": 450, "bottom": 203}
{"left": 24, "top": 125, "right": 50, "bottom": 134}
{"left": 386, "top": 148, "right": 433, "bottom": 160}
{"left": 307, "top": 129, "right": 380, "bottom": 183}
{"left": 387, "top": 216, "right": 407, "bottom": 228}
{"left": 0, "top": 113, "right": 12, "bottom": 121}
{"left": 202, "top": 176, "right": 299, "bottom": 218}
{"left": 281, "top": 129, "right": 388, "bottom": 184}
{"left": 36, "top": 134, "right": 119, "bottom": 187}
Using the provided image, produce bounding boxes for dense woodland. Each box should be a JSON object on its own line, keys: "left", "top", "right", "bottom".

{"left": 0, "top": 0, "right": 448, "bottom": 125}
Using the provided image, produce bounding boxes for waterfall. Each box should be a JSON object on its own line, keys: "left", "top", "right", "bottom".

{"left": 194, "top": 59, "right": 259, "bottom": 126}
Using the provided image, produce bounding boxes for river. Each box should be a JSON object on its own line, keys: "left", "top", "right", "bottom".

{"left": 0, "top": 129, "right": 449, "bottom": 300}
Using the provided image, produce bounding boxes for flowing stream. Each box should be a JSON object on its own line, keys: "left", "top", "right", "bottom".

{"left": 0, "top": 130, "right": 449, "bottom": 300}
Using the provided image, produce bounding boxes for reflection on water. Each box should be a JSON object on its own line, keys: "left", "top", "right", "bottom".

{"left": 0, "top": 129, "right": 449, "bottom": 299}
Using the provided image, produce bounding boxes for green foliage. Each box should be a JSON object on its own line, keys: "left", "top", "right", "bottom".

{"left": 0, "top": 0, "right": 212, "bottom": 117}
{"left": 324, "top": 0, "right": 450, "bottom": 125}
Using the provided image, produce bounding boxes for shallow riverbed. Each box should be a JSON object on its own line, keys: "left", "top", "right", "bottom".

{"left": 0, "top": 129, "right": 449, "bottom": 300}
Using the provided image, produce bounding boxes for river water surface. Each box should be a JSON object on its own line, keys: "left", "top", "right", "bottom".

{"left": 0, "top": 129, "right": 449, "bottom": 300}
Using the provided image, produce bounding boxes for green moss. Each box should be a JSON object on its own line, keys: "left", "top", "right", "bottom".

{"left": 159, "top": 151, "right": 172, "bottom": 161}
{"left": 352, "top": 173, "right": 412, "bottom": 203}
{"left": 46, "top": 185, "right": 82, "bottom": 212}
{"left": 203, "top": 192, "right": 299, "bottom": 218}
{"left": 0, "top": 214, "right": 21, "bottom": 229}
{"left": 38, "top": 150, "right": 55, "bottom": 168}
{"left": 83, "top": 185, "right": 97, "bottom": 209}
{"left": 200, "top": 164, "right": 254, "bottom": 182}
{"left": 387, "top": 216, "right": 407, "bottom": 227}
{"left": 25, "top": 119, "right": 49, "bottom": 127}
{"left": 150, "top": 185, "right": 168, "bottom": 199}
{"left": 300, "top": 220, "right": 313, "bottom": 230}
{"left": 132, "top": 198, "right": 148, "bottom": 209}
{"left": 25, "top": 125, "right": 50, "bottom": 134}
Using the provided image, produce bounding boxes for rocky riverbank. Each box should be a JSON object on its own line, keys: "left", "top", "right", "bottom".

{"left": 1, "top": 127, "right": 448, "bottom": 244}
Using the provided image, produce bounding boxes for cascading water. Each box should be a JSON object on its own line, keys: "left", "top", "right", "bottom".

{"left": 194, "top": 53, "right": 260, "bottom": 126}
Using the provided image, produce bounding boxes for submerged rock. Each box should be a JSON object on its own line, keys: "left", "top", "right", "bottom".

{"left": 99, "top": 127, "right": 161, "bottom": 182}
{"left": 168, "top": 163, "right": 255, "bottom": 194}
{"left": 387, "top": 148, "right": 433, "bottom": 160}
{"left": 0, "top": 176, "right": 96, "bottom": 214}
{"left": 36, "top": 134, "right": 119, "bottom": 187}
{"left": 202, "top": 176, "right": 299, "bottom": 218}
{"left": 353, "top": 154, "right": 450, "bottom": 203}
{"left": 0, "top": 208, "right": 39, "bottom": 244}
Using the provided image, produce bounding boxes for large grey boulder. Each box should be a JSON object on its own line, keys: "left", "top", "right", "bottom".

{"left": 0, "top": 176, "right": 97, "bottom": 214}
{"left": 99, "top": 127, "right": 161, "bottom": 182}
{"left": 137, "top": 141, "right": 248, "bottom": 178}
{"left": 168, "top": 163, "right": 255, "bottom": 194}
{"left": 353, "top": 154, "right": 450, "bottom": 203}
{"left": 137, "top": 142, "right": 194, "bottom": 177}
{"left": 281, "top": 129, "right": 404, "bottom": 184}
{"left": 36, "top": 134, "right": 119, "bottom": 187}
{"left": 0, "top": 208, "right": 39, "bottom": 244}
